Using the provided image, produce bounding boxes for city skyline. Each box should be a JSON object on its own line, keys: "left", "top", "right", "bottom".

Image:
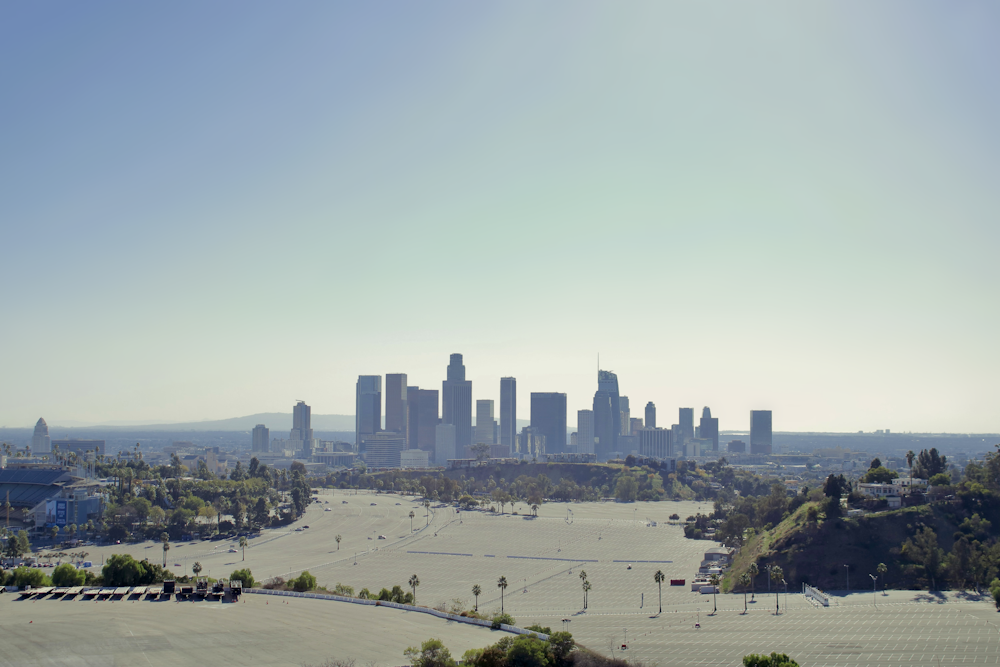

{"left": 2, "top": 3, "right": 998, "bottom": 433}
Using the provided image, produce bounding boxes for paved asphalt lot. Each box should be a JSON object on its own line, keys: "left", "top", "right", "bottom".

{"left": 4, "top": 491, "right": 999, "bottom": 666}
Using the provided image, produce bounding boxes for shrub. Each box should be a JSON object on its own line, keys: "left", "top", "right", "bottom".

{"left": 491, "top": 612, "right": 515, "bottom": 629}
{"left": 12, "top": 567, "right": 52, "bottom": 589}
{"left": 333, "top": 583, "right": 354, "bottom": 596}
{"left": 990, "top": 578, "right": 1000, "bottom": 610}
{"left": 292, "top": 571, "right": 317, "bottom": 592}
{"left": 404, "top": 638, "right": 456, "bottom": 667}
{"left": 743, "top": 653, "right": 799, "bottom": 667}
{"left": 229, "top": 568, "right": 255, "bottom": 589}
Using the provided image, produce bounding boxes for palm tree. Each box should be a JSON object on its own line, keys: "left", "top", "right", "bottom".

{"left": 734, "top": 572, "right": 748, "bottom": 613}
{"left": 498, "top": 575, "right": 508, "bottom": 613}
{"left": 770, "top": 566, "right": 784, "bottom": 615}
{"left": 409, "top": 510, "right": 415, "bottom": 532}
{"left": 161, "top": 532, "right": 170, "bottom": 567}
{"left": 709, "top": 573, "right": 720, "bottom": 614}
{"left": 582, "top": 580, "right": 592, "bottom": 609}
{"left": 877, "top": 562, "right": 887, "bottom": 594}
{"left": 239, "top": 536, "right": 248, "bottom": 561}
{"left": 531, "top": 504, "right": 538, "bottom": 517}
{"left": 653, "top": 570, "right": 665, "bottom": 613}
{"left": 192, "top": 561, "right": 203, "bottom": 579}
{"left": 335, "top": 534, "right": 342, "bottom": 551}
{"left": 472, "top": 584, "right": 482, "bottom": 611}
{"left": 748, "top": 562, "right": 759, "bottom": 601}
{"left": 424, "top": 500, "right": 430, "bottom": 527}
{"left": 409, "top": 574, "right": 420, "bottom": 604}
{"left": 906, "top": 451, "right": 915, "bottom": 493}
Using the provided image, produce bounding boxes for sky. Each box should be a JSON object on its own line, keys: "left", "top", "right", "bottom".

{"left": 1, "top": 2, "right": 998, "bottom": 433}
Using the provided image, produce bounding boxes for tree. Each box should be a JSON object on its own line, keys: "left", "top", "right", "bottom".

{"left": 239, "top": 536, "right": 248, "bottom": 561}
{"left": 506, "top": 634, "right": 550, "bottom": 667}
{"left": 409, "top": 574, "right": 420, "bottom": 604}
{"left": 654, "top": 569, "right": 665, "bottom": 613}
{"left": 229, "top": 568, "right": 255, "bottom": 588}
{"left": 862, "top": 467, "right": 899, "bottom": 484}
{"left": 748, "top": 562, "right": 759, "bottom": 601}
{"left": 770, "top": 566, "right": 784, "bottom": 615}
{"left": 990, "top": 578, "right": 1000, "bottom": 610}
{"left": 906, "top": 450, "right": 915, "bottom": 488}
{"left": 877, "top": 562, "right": 887, "bottom": 594}
{"left": 4, "top": 529, "right": 30, "bottom": 558}
{"left": 335, "top": 534, "right": 342, "bottom": 551}
{"left": 498, "top": 575, "right": 508, "bottom": 613}
{"left": 709, "top": 573, "right": 721, "bottom": 613}
{"left": 472, "top": 584, "right": 482, "bottom": 611}
{"left": 292, "top": 571, "right": 316, "bottom": 592}
{"left": 743, "top": 653, "right": 799, "bottom": 667}
{"left": 103, "top": 554, "right": 154, "bottom": 587}
{"left": 424, "top": 500, "right": 431, "bottom": 526}
{"left": 404, "top": 638, "right": 457, "bottom": 667}
{"left": 160, "top": 532, "right": 170, "bottom": 567}
{"left": 740, "top": 572, "right": 752, "bottom": 613}
{"left": 49, "top": 525, "right": 59, "bottom": 542}
{"left": 614, "top": 475, "right": 638, "bottom": 502}
{"left": 902, "top": 526, "right": 943, "bottom": 590}
{"left": 582, "top": 580, "right": 591, "bottom": 610}
{"left": 192, "top": 561, "right": 203, "bottom": 579}
{"left": 914, "top": 448, "right": 947, "bottom": 479}
{"left": 869, "top": 458, "right": 882, "bottom": 470}
{"left": 410, "top": 510, "right": 415, "bottom": 532}
{"left": 12, "top": 567, "right": 51, "bottom": 589}
{"left": 52, "top": 563, "right": 86, "bottom": 586}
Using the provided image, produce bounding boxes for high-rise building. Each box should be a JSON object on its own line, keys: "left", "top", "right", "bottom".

{"left": 32, "top": 417, "right": 51, "bottom": 453}
{"left": 251, "top": 425, "right": 270, "bottom": 453}
{"left": 577, "top": 410, "right": 595, "bottom": 455}
{"left": 500, "top": 377, "right": 517, "bottom": 450}
{"left": 619, "top": 396, "right": 631, "bottom": 436}
{"left": 593, "top": 370, "right": 621, "bottom": 461}
{"left": 415, "top": 389, "right": 439, "bottom": 454}
{"left": 670, "top": 424, "right": 683, "bottom": 456}
{"left": 361, "top": 432, "right": 406, "bottom": 469}
{"left": 385, "top": 373, "right": 408, "bottom": 436}
{"left": 639, "top": 428, "right": 671, "bottom": 459}
{"left": 355, "top": 376, "right": 382, "bottom": 449}
{"left": 700, "top": 406, "right": 719, "bottom": 452}
{"left": 475, "top": 400, "right": 497, "bottom": 444}
{"left": 517, "top": 426, "right": 546, "bottom": 458}
{"left": 728, "top": 440, "right": 747, "bottom": 453}
{"left": 435, "top": 423, "right": 456, "bottom": 465}
{"left": 645, "top": 402, "right": 656, "bottom": 429}
{"left": 678, "top": 408, "right": 694, "bottom": 445}
{"left": 630, "top": 418, "right": 644, "bottom": 436}
{"left": 530, "top": 392, "right": 567, "bottom": 453}
{"left": 406, "top": 386, "right": 421, "bottom": 448}
{"left": 291, "top": 401, "right": 313, "bottom": 442}
{"left": 750, "top": 410, "right": 773, "bottom": 454}
{"left": 442, "top": 354, "right": 473, "bottom": 450}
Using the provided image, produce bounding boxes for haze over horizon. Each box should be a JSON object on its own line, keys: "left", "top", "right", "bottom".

{"left": 2, "top": 2, "right": 998, "bottom": 433}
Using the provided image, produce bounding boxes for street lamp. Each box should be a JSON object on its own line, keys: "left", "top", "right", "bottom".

{"left": 782, "top": 578, "right": 787, "bottom": 614}
{"left": 844, "top": 564, "right": 849, "bottom": 592}
{"left": 870, "top": 573, "right": 878, "bottom": 607}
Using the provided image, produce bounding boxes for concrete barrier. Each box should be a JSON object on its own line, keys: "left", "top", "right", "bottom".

{"left": 245, "top": 588, "right": 548, "bottom": 639}
{"left": 802, "top": 583, "right": 829, "bottom": 606}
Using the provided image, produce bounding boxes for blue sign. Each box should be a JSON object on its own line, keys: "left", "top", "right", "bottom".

{"left": 55, "top": 500, "right": 67, "bottom": 526}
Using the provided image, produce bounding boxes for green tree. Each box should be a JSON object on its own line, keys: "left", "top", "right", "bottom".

{"left": 102, "top": 554, "right": 148, "bottom": 586}
{"left": 877, "top": 562, "right": 887, "bottom": 594}
{"left": 239, "top": 536, "right": 248, "bottom": 561}
{"left": 906, "top": 450, "right": 915, "bottom": 488}
{"left": 12, "top": 567, "right": 51, "bottom": 589}
{"left": 506, "top": 634, "right": 549, "bottom": 667}
{"left": 335, "top": 534, "right": 342, "bottom": 550}
{"left": 748, "top": 562, "right": 759, "bottom": 601}
{"left": 990, "top": 578, "right": 1000, "bottom": 610}
{"left": 709, "top": 573, "right": 720, "bottom": 614}
{"left": 472, "top": 583, "right": 482, "bottom": 611}
{"left": 902, "top": 526, "right": 943, "bottom": 590}
{"left": 410, "top": 510, "right": 415, "bottom": 532}
{"left": 498, "top": 575, "right": 508, "bottom": 613}
{"left": 49, "top": 525, "right": 59, "bottom": 542}
{"left": 192, "top": 561, "right": 203, "bottom": 579}
{"left": 862, "top": 467, "right": 899, "bottom": 484}
{"left": 740, "top": 572, "right": 752, "bottom": 613}
{"left": 614, "top": 474, "right": 638, "bottom": 502}
{"left": 410, "top": 574, "right": 420, "bottom": 604}
{"left": 582, "top": 580, "right": 591, "bottom": 609}
{"left": 653, "top": 569, "right": 665, "bottom": 613}
{"left": 51, "top": 563, "right": 85, "bottom": 586}
{"left": 404, "top": 638, "right": 457, "bottom": 667}
{"left": 743, "top": 652, "right": 799, "bottom": 667}
{"left": 292, "top": 571, "right": 316, "bottom": 592}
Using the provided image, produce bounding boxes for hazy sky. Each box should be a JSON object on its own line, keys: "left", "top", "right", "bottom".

{"left": 2, "top": 2, "right": 998, "bottom": 433}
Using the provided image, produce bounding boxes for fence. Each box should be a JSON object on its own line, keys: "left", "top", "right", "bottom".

{"left": 802, "top": 583, "right": 830, "bottom": 606}
{"left": 245, "top": 588, "right": 548, "bottom": 639}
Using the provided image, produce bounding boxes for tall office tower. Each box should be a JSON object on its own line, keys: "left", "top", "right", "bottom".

{"left": 442, "top": 353, "right": 473, "bottom": 449}
{"left": 700, "top": 406, "right": 720, "bottom": 451}
{"left": 416, "top": 389, "right": 439, "bottom": 453}
{"left": 291, "top": 401, "right": 313, "bottom": 442}
{"left": 670, "top": 424, "right": 682, "bottom": 457}
{"left": 435, "top": 423, "right": 456, "bottom": 465}
{"left": 678, "top": 408, "right": 694, "bottom": 444}
{"left": 577, "top": 410, "right": 595, "bottom": 455}
{"left": 385, "top": 373, "right": 408, "bottom": 436}
{"left": 619, "top": 396, "right": 631, "bottom": 436}
{"left": 530, "top": 392, "right": 567, "bottom": 452}
{"left": 630, "top": 418, "right": 644, "bottom": 436}
{"left": 361, "top": 432, "right": 407, "bottom": 469}
{"left": 750, "top": 410, "right": 773, "bottom": 454}
{"left": 406, "top": 386, "right": 421, "bottom": 448}
{"left": 355, "top": 376, "right": 382, "bottom": 449}
{"left": 639, "top": 428, "right": 670, "bottom": 459}
{"left": 593, "top": 370, "right": 621, "bottom": 461}
{"left": 475, "top": 400, "right": 497, "bottom": 444}
{"left": 251, "top": 424, "right": 270, "bottom": 453}
{"left": 500, "top": 377, "right": 517, "bottom": 450}
{"left": 517, "top": 426, "right": 546, "bottom": 458}
{"left": 645, "top": 402, "right": 656, "bottom": 429}
{"left": 32, "top": 417, "right": 51, "bottom": 453}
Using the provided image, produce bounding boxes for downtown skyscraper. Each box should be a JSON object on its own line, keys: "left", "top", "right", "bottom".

{"left": 442, "top": 353, "right": 473, "bottom": 450}
{"left": 356, "top": 375, "right": 382, "bottom": 450}
{"left": 500, "top": 377, "right": 517, "bottom": 451}
{"left": 593, "top": 370, "right": 621, "bottom": 461}
{"left": 530, "top": 392, "right": 567, "bottom": 453}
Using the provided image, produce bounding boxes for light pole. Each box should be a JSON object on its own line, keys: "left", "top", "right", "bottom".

{"left": 782, "top": 578, "right": 787, "bottom": 614}
{"left": 870, "top": 574, "right": 878, "bottom": 607}
{"left": 766, "top": 564, "right": 772, "bottom": 593}
{"left": 844, "top": 564, "right": 849, "bottom": 592}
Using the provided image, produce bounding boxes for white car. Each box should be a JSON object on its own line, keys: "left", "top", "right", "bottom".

{"left": 324, "top": 508, "right": 332, "bottom": 512}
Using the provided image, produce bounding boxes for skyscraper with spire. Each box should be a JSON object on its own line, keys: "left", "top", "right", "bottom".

{"left": 593, "top": 370, "right": 620, "bottom": 461}
{"left": 32, "top": 417, "right": 51, "bottom": 453}
{"left": 442, "top": 354, "right": 473, "bottom": 450}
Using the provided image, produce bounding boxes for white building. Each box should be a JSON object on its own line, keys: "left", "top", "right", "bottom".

{"left": 400, "top": 449, "right": 430, "bottom": 469}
